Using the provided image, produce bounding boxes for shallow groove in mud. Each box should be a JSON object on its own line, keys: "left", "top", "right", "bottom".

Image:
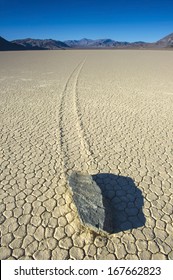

{"left": 58, "top": 58, "right": 96, "bottom": 176}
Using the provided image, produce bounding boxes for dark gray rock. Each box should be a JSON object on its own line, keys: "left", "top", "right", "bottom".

{"left": 68, "top": 171, "right": 113, "bottom": 234}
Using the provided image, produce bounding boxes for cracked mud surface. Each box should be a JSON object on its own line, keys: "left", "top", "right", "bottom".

{"left": 0, "top": 50, "right": 173, "bottom": 260}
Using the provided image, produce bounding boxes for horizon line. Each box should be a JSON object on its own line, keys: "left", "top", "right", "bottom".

{"left": 2, "top": 31, "right": 173, "bottom": 44}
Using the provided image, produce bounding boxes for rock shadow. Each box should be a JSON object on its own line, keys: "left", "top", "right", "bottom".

{"left": 92, "top": 173, "right": 146, "bottom": 233}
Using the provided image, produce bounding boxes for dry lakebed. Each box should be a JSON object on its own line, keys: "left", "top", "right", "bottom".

{"left": 0, "top": 50, "right": 173, "bottom": 260}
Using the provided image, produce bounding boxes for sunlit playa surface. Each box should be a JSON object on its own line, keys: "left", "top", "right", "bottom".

{"left": 0, "top": 50, "right": 173, "bottom": 260}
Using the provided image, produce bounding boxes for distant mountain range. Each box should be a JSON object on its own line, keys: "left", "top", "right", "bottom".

{"left": 0, "top": 36, "right": 69, "bottom": 51}
{"left": 0, "top": 33, "right": 173, "bottom": 51}
{"left": 64, "top": 38, "right": 148, "bottom": 48}
{"left": 12, "top": 38, "right": 69, "bottom": 50}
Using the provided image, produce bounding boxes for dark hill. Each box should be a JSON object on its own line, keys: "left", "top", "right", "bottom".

{"left": 12, "top": 38, "right": 70, "bottom": 50}
{"left": 0, "top": 36, "right": 26, "bottom": 51}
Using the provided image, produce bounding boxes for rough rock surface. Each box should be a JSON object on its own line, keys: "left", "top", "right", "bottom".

{"left": 68, "top": 171, "right": 113, "bottom": 233}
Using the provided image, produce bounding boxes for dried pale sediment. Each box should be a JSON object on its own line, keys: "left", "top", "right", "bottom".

{"left": 0, "top": 50, "right": 173, "bottom": 260}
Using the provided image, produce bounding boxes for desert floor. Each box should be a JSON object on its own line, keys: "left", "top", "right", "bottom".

{"left": 0, "top": 50, "right": 173, "bottom": 260}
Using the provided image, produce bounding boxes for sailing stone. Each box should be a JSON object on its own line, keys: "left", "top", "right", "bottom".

{"left": 68, "top": 171, "right": 113, "bottom": 233}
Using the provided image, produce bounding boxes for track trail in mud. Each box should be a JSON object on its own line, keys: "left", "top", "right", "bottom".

{"left": 58, "top": 58, "right": 97, "bottom": 177}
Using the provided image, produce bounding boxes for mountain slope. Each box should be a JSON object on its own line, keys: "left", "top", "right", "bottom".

{"left": 156, "top": 33, "right": 173, "bottom": 47}
{"left": 64, "top": 38, "right": 127, "bottom": 48}
{"left": 64, "top": 38, "right": 93, "bottom": 47}
{"left": 64, "top": 38, "right": 149, "bottom": 48}
{"left": 0, "top": 36, "right": 26, "bottom": 51}
{"left": 12, "top": 38, "right": 70, "bottom": 50}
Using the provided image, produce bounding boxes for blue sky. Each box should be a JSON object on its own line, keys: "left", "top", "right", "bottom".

{"left": 0, "top": 0, "right": 173, "bottom": 42}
